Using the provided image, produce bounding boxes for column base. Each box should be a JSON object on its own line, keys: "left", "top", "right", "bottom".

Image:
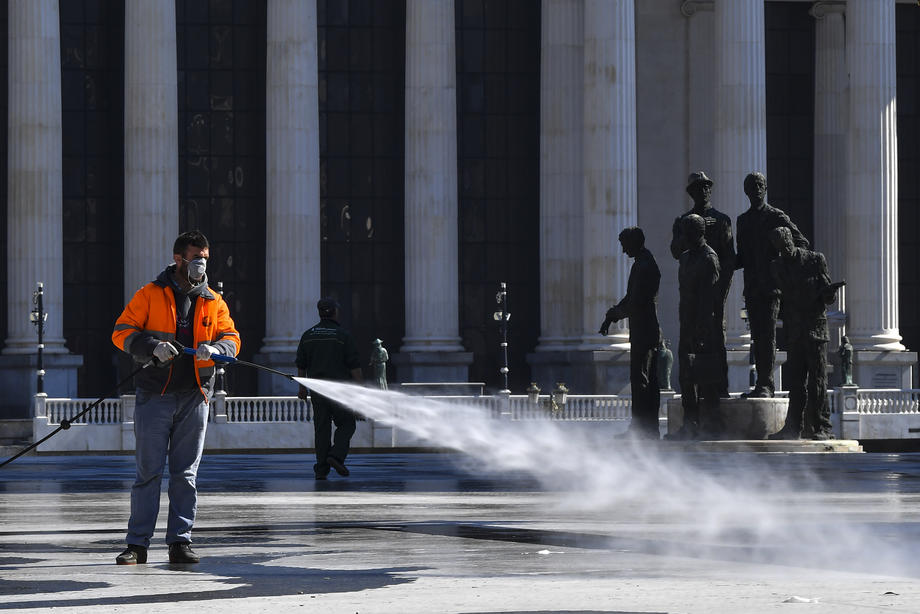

{"left": 390, "top": 351, "right": 474, "bottom": 384}
{"left": 0, "top": 353, "right": 83, "bottom": 418}
{"left": 849, "top": 350, "right": 917, "bottom": 389}
{"left": 526, "top": 349, "right": 631, "bottom": 395}
{"left": 251, "top": 351, "right": 300, "bottom": 396}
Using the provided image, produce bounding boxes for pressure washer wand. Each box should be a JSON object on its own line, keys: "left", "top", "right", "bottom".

{"left": 0, "top": 358, "right": 156, "bottom": 469}
{"left": 180, "top": 347, "right": 296, "bottom": 382}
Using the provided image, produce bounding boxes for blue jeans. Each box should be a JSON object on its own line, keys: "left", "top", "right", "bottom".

{"left": 126, "top": 389, "right": 208, "bottom": 548}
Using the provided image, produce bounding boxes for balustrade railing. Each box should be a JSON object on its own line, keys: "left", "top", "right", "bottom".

{"left": 855, "top": 389, "right": 920, "bottom": 414}
{"left": 44, "top": 398, "right": 122, "bottom": 424}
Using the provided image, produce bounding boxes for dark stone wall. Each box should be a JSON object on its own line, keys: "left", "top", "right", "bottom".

{"left": 176, "top": 0, "right": 267, "bottom": 395}
{"left": 765, "top": 2, "right": 815, "bottom": 245}
{"left": 318, "top": 0, "right": 406, "bottom": 383}
{"left": 455, "top": 0, "right": 540, "bottom": 392}
{"left": 59, "top": 0, "right": 124, "bottom": 397}
{"left": 897, "top": 5, "right": 920, "bottom": 354}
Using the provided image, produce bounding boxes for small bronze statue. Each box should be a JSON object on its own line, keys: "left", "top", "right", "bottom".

{"left": 735, "top": 172, "right": 809, "bottom": 398}
{"left": 657, "top": 339, "right": 673, "bottom": 390}
{"left": 600, "top": 226, "right": 662, "bottom": 440}
{"left": 838, "top": 335, "right": 854, "bottom": 386}
{"left": 671, "top": 171, "right": 735, "bottom": 397}
{"left": 766, "top": 227, "right": 844, "bottom": 441}
{"left": 369, "top": 338, "right": 389, "bottom": 390}
{"left": 670, "top": 214, "right": 721, "bottom": 440}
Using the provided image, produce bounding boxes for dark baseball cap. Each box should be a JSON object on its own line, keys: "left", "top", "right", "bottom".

{"left": 317, "top": 297, "right": 340, "bottom": 315}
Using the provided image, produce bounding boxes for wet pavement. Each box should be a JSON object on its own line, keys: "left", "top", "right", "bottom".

{"left": 2, "top": 451, "right": 920, "bottom": 613}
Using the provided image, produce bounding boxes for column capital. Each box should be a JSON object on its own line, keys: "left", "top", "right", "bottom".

{"left": 809, "top": 2, "right": 845, "bottom": 19}
{"left": 680, "top": 1, "right": 713, "bottom": 18}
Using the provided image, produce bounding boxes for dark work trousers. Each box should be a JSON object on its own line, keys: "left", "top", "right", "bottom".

{"left": 714, "top": 279, "right": 731, "bottom": 396}
{"left": 630, "top": 344, "right": 660, "bottom": 435}
{"left": 311, "top": 392, "right": 356, "bottom": 476}
{"left": 783, "top": 337, "right": 832, "bottom": 436}
{"left": 745, "top": 295, "right": 780, "bottom": 393}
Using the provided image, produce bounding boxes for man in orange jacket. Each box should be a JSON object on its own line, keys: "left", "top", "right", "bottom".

{"left": 112, "top": 230, "right": 240, "bottom": 565}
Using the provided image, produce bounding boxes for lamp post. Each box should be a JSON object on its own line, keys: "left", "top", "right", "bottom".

{"left": 215, "top": 281, "right": 227, "bottom": 393}
{"left": 493, "top": 281, "right": 511, "bottom": 394}
{"left": 526, "top": 381, "right": 541, "bottom": 404}
{"left": 29, "top": 282, "right": 47, "bottom": 394}
{"left": 550, "top": 382, "right": 568, "bottom": 414}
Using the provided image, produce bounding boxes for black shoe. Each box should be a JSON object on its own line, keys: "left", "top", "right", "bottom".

{"left": 168, "top": 542, "right": 200, "bottom": 564}
{"left": 326, "top": 456, "right": 350, "bottom": 477}
{"left": 116, "top": 545, "right": 147, "bottom": 565}
{"left": 743, "top": 386, "right": 774, "bottom": 399}
{"left": 315, "top": 472, "right": 328, "bottom": 480}
{"left": 812, "top": 430, "right": 835, "bottom": 441}
{"left": 665, "top": 422, "right": 699, "bottom": 441}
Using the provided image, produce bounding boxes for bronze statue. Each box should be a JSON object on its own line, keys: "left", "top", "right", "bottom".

{"left": 369, "top": 338, "right": 389, "bottom": 390}
{"left": 735, "top": 172, "right": 809, "bottom": 398}
{"left": 838, "top": 335, "right": 854, "bottom": 386}
{"left": 657, "top": 339, "right": 673, "bottom": 391}
{"left": 767, "top": 227, "right": 843, "bottom": 441}
{"left": 671, "top": 214, "right": 721, "bottom": 440}
{"left": 600, "top": 226, "right": 662, "bottom": 439}
{"left": 671, "top": 171, "right": 735, "bottom": 397}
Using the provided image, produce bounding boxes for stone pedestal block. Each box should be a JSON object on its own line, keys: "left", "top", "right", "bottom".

{"left": 0, "top": 354, "right": 83, "bottom": 418}
{"left": 527, "top": 350, "right": 631, "bottom": 395}
{"left": 667, "top": 397, "right": 788, "bottom": 440}
{"left": 391, "top": 351, "right": 473, "bottom": 385}
{"left": 850, "top": 350, "right": 917, "bottom": 389}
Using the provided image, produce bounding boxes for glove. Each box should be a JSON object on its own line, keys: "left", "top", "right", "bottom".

{"left": 153, "top": 341, "right": 179, "bottom": 364}
{"left": 599, "top": 319, "right": 611, "bottom": 336}
{"left": 195, "top": 343, "right": 218, "bottom": 361}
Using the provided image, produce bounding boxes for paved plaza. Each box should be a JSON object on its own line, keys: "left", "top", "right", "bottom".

{"left": 1, "top": 450, "right": 920, "bottom": 613}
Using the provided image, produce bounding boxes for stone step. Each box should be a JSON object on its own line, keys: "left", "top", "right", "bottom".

{"left": 674, "top": 439, "right": 863, "bottom": 453}
{"left": 0, "top": 443, "right": 34, "bottom": 460}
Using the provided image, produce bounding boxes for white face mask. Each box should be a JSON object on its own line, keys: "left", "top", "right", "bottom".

{"left": 184, "top": 257, "right": 207, "bottom": 281}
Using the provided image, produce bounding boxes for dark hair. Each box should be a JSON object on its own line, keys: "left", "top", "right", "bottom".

{"left": 317, "top": 297, "right": 340, "bottom": 318}
{"left": 173, "top": 230, "right": 209, "bottom": 255}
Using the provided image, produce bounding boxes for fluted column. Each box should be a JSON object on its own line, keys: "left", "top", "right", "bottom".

{"left": 713, "top": 0, "right": 766, "bottom": 348}
{"left": 402, "top": 0, "right": 463, "bottom": 353}
{"left": 262, "top": 0, "right": 320, "bottom": 354}
{"left": 582, "top": 0, "right": 636, "bottom": 350}
{"left": 681, "top": 1, "right": 715, "bottom": 172}
{"left": 811, "top": 2, "right": 847, "bottom": 319}
{"left": 4, "top": 0, "right": 66, "bottom": 355}
{"left": 124, "top": 0, "right": 178, "bottom": 302}
{"left": 845, "top": 0, "right": 903, "bottom": 351}
{"left": 536, "top": 0, "right": 583, "bottom": 352}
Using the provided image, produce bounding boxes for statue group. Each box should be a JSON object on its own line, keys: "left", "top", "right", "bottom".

{"left": 602, "top": 171, "right": 844, "bottom": 441}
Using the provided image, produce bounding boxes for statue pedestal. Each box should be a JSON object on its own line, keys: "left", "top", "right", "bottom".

{"left": 667, "top": 396, "right": 789, "bottom": 439}
{"left": 850, "top": 350, "right": 917, "bottom": 389}
{"left": 0, "top": 353, "right": 83, "bottom": 418}
{"left": 390, "top": 351, "right": 474, "bottom": 384}
{"left": 526, "top": 350, "right": 631, "bottom": 395}
{"left": 252, "top": 351, "right": 300, "bottom": 396}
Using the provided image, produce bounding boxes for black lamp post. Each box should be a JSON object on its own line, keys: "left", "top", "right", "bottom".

{"left": 30, "top": 282, "right": 47, "bottom": 394}
{"left": 493, "top": 281, "right": 510, "bottom": 394}
{"left": 215, "top": 281, "right": 226, "bottom": 393}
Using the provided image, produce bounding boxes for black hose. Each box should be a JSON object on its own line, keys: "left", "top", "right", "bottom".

{"left": 0, "top": 359, "right": 154, "bottom": 469}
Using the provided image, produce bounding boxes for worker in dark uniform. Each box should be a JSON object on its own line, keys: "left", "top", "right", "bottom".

{"left": 295, "top": 298, "right": 363, "bottom": 480}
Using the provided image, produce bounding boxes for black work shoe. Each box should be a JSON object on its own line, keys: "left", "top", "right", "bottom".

{"left": 168, "top": 542, "right": 200, "bottom": 564}
{"left": 116, "top": 545, "right": 147, "bottom": 565}
{"left": 326, "top": 456, "right": 350, "bottom": 477}
{"left": 315, "top": 472, "right": 328, "bottom": 480}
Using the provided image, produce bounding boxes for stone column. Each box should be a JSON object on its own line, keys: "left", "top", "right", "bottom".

{"left": 255, "top": 0, "right": 321, "bottom": 394}
{"left": 845, "top": 0, "right": 902, "bottom": 352}
{"left": 124, "top": 0, "right": 178, "bottom": 302}
{"left": 528, "top": 0, "right": 586, "bottom": 391}
{"left": 1, "top": 0, "right": 81, "bottom": 418}
{"left": 581, "top": 0, "right": 636, "bottom": 351}
{"left": 713, "top": 0, "right": 766, "bottom": 349}
{"left": 536, "top": 0, "right": 583, "bottom": 352}
{"left": 395, "top": 0, "right": 472, "bottom": 382}
{"left": 811, "top": 2, "right": 847, "bottom": 344}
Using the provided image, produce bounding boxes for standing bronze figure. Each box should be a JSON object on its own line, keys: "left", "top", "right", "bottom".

{"left": 767, "top": 227, "right": 843, "bottom": 440}
{"left": 600, "top": 227, "right": 662, "bottom": 439}
{"left": 735, "top": 172, "right": 809, "bottom": 398}
{"left": 671, "top": 171, "right": 735, "bottom": 397}
{"left": 671, "top": 214, "right": 721, "bottom": 440}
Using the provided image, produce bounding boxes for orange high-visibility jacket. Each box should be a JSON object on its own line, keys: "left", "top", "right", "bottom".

{"left": 112, "top": 270, "right": 240, "bottom": 397}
